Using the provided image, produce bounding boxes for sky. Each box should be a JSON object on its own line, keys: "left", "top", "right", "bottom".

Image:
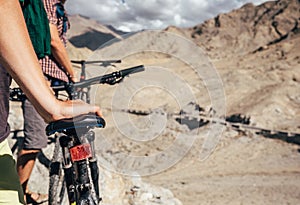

{"left": 65, "top": 0, "right": 271, "bottom": 32}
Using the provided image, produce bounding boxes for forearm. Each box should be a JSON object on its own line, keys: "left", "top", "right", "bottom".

{"left": 0, "top": 0, "right": 102, "bottom": 122}
{"left": 52, "top": 44, "right": 75, "bottom": 76}
{"left": 50, "top": 24, "right": 76, "bottom": 78}
{"left": 0, "top": 0, "right": 60, "bottom": 121}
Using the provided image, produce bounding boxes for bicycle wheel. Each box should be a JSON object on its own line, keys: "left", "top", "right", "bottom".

{"left": 49, "top": 134, "right": 67, "bottom": 205}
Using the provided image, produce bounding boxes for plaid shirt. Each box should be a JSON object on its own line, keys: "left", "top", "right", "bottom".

{"left": 40, "top": 0, "right": 70, "bottom": 82}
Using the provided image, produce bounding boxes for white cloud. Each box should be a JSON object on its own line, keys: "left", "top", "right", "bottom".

{"left": 174, "top": 14, "right": 183, "bottom": 26}
{"left": 65, "top": 0, "right": 271, "bottom": 32}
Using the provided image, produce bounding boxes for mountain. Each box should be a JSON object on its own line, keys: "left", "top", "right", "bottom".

{"left": 162, "top": 0, "right": 300, "bottom": 130}
{"left": 8, "top": 1, "right": 300, "bottom": 205}
{"left": 67, "top": 15, "right": 126, "bottom": 51}
{"left": 71, "top": 1, "right": 300, "bottom": 204}
{"left": 83, "top": 0, "right": 299, "bottom": 131}
{"left": 63, "top": 1, "right": 300, "bottom": 204}
{"left": 183, "top": 0, "right": 300, "bottom": 59}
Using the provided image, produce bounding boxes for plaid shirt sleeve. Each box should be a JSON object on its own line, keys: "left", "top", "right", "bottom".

{"left": 43, "top": 0, "right": 57, "bottom": 25}
{"left": 40, "top": 0, "right": 69, "bottom": 82}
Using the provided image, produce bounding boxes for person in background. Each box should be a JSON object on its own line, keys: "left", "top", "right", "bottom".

{"left": 16, "top": 0, "right": 78, "bottom": 203}
{"left": 41, "top": 0, "right": 77, "bottom": 83}
{"left": 0, "top": 0, "right": 101, "bottom": 204}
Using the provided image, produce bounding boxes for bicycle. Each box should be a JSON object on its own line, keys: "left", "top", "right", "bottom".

{"left": 10, "top": 63, "right": 145, "bottom": 205}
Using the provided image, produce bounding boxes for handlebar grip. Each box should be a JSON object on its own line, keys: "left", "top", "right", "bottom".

{"left": 120, "top": 65, "right": 145, "bottom": 76}
{"left": 71, "top": 60, "right": 85, "bottom": 64}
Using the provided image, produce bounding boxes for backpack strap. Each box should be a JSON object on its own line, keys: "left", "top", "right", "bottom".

{"left": 55, "top": 2, "right": 69, "bottom": 33}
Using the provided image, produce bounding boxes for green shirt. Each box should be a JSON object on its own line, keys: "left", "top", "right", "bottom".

{"left": 20, "top": 0, "right": 51, "bottom": 59}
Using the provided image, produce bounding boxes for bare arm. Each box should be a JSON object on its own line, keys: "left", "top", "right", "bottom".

{"left": 0, "top": 0, "right": 100, "bottom": 122}
{"left": 50, "top": 24, "right": 77, "bottom": 82}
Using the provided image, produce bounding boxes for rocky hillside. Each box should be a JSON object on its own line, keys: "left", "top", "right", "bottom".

{"left": 164, "top": 0, "right": 300, "bottom": 131}
{"left": 184, "top": 0, "right": 300, "bottom": 59}
{"left": 68, "top": 0, "right": 299, "bottom": 204}
{"left": 8, "top": 1, "right": 300, "bottom": 205}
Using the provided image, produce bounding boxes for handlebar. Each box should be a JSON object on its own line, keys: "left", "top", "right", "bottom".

{"left": 77, "top": 64, "right": 145, "bottom": 87}
{"left": 10, "top": 65, "right": 145, "bottom": 101}
{"left": 71, "top": 59, "right": 121, "bottom": 66}
{"left": 52, "top": 65, "right": 144, "bottom": 90}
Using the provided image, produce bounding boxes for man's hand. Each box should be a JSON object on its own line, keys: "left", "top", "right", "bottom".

{"left": 48, "top": 99, "right": 102, "bottom": 123}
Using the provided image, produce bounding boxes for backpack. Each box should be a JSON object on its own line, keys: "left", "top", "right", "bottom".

{"left": 20, "top": 0, "right": 51, "bottom": 59}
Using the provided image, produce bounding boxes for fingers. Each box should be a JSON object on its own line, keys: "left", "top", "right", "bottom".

{"left": 93, "top": 105, "right": 103, "bottom": 117}
{"left": 50, "top": 99, "right": 103, "bottom": 122}
{"left": 70, "top": 76, "right": 78, "bottom": 83}
{"left": 66, "top": 100, "right": 103, "bottom": 118}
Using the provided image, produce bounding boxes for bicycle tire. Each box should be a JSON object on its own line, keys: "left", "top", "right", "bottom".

{"left": 49, "top": 134, "right": 67, "bottom": 205}
{"left": 77, "top": 160, "right": 99, "bottom": 205}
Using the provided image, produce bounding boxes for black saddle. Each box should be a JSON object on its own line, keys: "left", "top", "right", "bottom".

{"left": 46, "top": 114, "right": 105, "bottom": 136}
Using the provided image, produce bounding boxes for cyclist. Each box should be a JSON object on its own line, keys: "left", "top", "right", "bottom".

{"left": 0, "top": 1, "right": 101, "bottom": 204}
{"left": 16, "top": 0, "right": 78, "bottom": 203}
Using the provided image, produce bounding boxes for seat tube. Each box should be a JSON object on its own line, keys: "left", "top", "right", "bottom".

{"left": 59, "top": 135, "right": 76, "bottom": 203}
{"left": 86, "top": 131, "right": 100, "bottom": 201}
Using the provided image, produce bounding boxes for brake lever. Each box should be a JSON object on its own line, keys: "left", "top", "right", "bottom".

{"left": 106, "top": 77, "right": 124, "bottom": 85}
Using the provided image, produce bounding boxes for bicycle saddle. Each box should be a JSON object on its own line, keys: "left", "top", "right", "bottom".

{"left": 46, "top": 114, "right": 106, "bottom": 136}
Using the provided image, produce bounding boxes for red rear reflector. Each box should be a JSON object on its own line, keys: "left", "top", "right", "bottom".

{"left": 70, "top": 143, "right": 92, "bottom": 162}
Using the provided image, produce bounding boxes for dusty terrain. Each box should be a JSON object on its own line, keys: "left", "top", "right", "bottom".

{"left": 8, "top": 0, "right": 300, "bottom": 204}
